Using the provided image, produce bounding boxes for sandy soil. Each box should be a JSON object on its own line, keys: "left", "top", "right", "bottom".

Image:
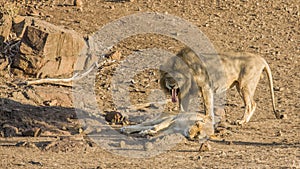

{"left": 0, "top": 0, "right": 299, "bottom": 168}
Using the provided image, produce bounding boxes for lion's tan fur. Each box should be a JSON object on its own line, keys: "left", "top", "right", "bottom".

{"left": 160, "top": 47, "right": 281, "bottom": 124}
{"left": 121, "top": 113, "right": 213, "bottom": 139}
{"left": 121, "top": 48, "right": 281, "bottom": 140}
{"left": 160, "top": 48, "right": 215, "bottom": 123}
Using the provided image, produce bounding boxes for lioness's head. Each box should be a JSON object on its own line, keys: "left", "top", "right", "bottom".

{"left": 185, "top": 120, "right": 203, "bottom": 140}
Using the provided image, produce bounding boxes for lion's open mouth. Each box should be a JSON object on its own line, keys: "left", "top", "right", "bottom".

{"left": 171, "top": 88, "right": 179, "bottom": 103}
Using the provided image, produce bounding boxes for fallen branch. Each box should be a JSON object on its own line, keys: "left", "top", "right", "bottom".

{"left": 20, "top": 59, "right": 115, "bottom": 86}
{"left": 1, "top": 39, "right": 21, "bottom": 76}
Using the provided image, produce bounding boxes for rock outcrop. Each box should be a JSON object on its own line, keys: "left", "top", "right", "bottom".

{"left": 12, "top": 18, "right": 88, "bottom": 78}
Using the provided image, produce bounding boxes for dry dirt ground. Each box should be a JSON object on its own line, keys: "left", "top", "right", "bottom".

{"left": 0, "top": 0, "right": 299, "bottom": 168}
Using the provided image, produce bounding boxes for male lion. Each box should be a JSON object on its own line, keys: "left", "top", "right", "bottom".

{"left": 160, "top": 47, "right": 282, "bottom": 125}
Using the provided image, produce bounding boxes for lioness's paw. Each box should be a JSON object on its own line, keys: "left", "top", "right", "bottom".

{"left": 139, "top": 129, "right": 157, "bottom": 136}
{"left": 120, "top": 127, "right": 127, "bottom": 133}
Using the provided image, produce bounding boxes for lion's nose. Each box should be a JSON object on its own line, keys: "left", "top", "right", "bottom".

{"left": 169, "top": 84, "right": 175, "bottom": 89}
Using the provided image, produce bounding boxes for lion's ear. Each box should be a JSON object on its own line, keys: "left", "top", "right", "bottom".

{"left": 158, "top": 68, "right": 165, "bottom": 76}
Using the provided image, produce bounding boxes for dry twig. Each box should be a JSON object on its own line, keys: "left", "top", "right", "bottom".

{"left": 21, "top": 59, "right": 115, "bottom": 86}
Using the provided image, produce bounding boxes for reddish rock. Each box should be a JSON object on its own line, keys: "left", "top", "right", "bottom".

{"left": 13, "top": 19, "right": 88, "bottom": 78}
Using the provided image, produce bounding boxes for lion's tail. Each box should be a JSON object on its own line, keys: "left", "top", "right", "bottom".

{"left": 263, "top": 59, "right": 281, "bottom": 119}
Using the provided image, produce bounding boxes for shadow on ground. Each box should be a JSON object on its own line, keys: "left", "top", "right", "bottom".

{"left": 0, "top": 98, "right": 79, "bottom": 137}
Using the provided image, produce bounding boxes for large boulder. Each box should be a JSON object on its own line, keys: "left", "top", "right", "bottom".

{"left": 13, "top": 19, "right": 88, "bottom": 78}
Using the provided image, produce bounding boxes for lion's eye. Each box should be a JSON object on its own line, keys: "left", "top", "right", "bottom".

{"left": 176, "top": 77, "right": 183, "bottom": 81}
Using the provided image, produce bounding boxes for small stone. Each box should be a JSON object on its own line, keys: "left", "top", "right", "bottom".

{"left": 3, "top": 124, "right": 19, "bottom": 137}
{"left": 220, "top": 151, "right": 227, "bottom": 157}
{"left": 144, "top": 142, "right": 153, "bottom": 150}
{"left": 274, "top": 87, "right": 284, "bottom": 91}
{"left": 26, "top": 142, "right": 39, "bottom": 149}
{"left": 280, "top": 114, "right": 288, "bottom": 119}
{"left": 199, "top": 141, "right": 211, "bottom": 152}
{"left": 78, "top": 128, "right": 83, "bottom": 134}
{"left": 109, "top": 51, "right": 122, "bottom": 60}
{"left": 276, "top": 130, "right": 282, "bottom": 136}
{"left": 28, "top": 160, "right": 43, "bottom": 166}
{"left": 227, "top": 140, "right": 233, "bottom": 145}
{"left": 119, "top": 141, "right": 126, "bottom": 148}
{"left": 43, "top": 100, "right": 57, "bottom": 106}
{"left": 74, "top": 0, "right": 83, "bottom": 7}
{"left": 22, "top": 128, "right": 41, "bottom": 137}
{"left": 96, "top": 128, "right": 102, "bottom": 133}
{"left": 49, "top": 100, "right": 58, "bottom": 106}
{"left": 61, "top": 126, "right": 67, "bottom": 131}
{"left": 45, "top": 17, "right": 51, "bottom": 22}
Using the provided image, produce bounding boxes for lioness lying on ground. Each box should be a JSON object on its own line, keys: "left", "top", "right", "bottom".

{"left": 121, "top": 113, "right": 213, "bottom": 140}
{"left": 160, "top": 47, "right": 282, "bottom": 125}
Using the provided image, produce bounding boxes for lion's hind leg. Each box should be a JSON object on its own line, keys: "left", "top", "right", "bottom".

{"left": 236, "top": 75, "right": 260, "bottom": 125}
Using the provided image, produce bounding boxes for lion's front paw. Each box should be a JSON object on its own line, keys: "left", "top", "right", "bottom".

{"left": 235, "top": 119, "right": 246, "bottom": 125}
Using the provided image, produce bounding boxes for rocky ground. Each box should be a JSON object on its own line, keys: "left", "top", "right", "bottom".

{"left": 0, "top": 0, "right": 299, "bottom": 168}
